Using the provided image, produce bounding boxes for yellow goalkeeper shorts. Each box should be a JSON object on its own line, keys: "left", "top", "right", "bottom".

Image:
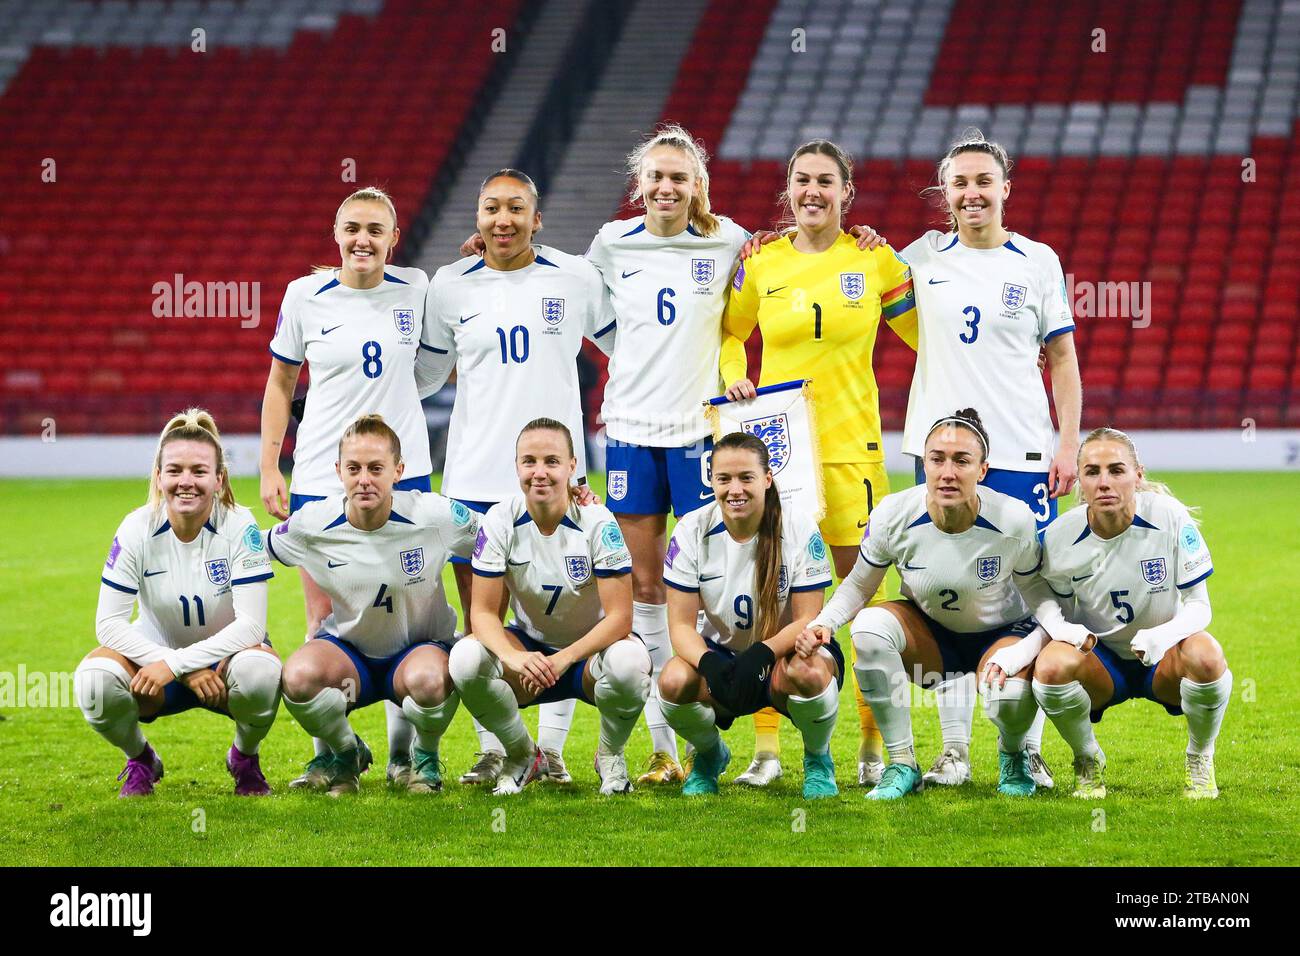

{"left": 818, "top": 461, "right": 890, "bottom": 548}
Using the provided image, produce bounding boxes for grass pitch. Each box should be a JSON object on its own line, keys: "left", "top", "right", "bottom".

{"left": 1, "top": 472, "right": 1296, "bottom": 866}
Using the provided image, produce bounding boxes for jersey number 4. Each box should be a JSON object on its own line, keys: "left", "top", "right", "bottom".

{"left": 373, "top": 584, "right": 394, "bottom": 613}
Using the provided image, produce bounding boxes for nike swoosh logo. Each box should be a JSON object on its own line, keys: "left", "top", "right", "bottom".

{"left": 507, "top": 559, "right": 529, "bottom": 566}
{"left": 813, "top": 713, "right": 835, "bottom": 723}
{"left": 927, "top": 278, "right": 949, "bottom": 285}
{"left": 328, "top": 561, "right": 348, "bottom": 568}
{"left": 766, "top": 286, "right": 787, "bottom": 295}
{"left": 857, "top": 519, "right": 869, "bottom": 528}
{"left": 621, "top": 270, "right": 642, "bottom": 279}
{"left": 143, "top": 569, "right": 167, "bottom": 577}
{"left": 700, "top": 574, "right": 724, "bottom": 582}
{"left": 459, "top": 313, "right": 480, "bottom": 324}
{"left": 1072, "top": 573, "right": 1093, "bottom": 582}
{"left": 700, "top": 491, "right": 713, "bottom": 500}
{"left": 902, "top": 562, "right": 926, "bottom": 570}
{"left": 321, "top": 325, "right": 344, "bottom": 335}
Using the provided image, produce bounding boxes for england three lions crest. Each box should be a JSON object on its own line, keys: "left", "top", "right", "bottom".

{"left": 1002, "top": 283, "right": 1027, "bottom": 311}
{"left": 608, "top": 470, "right": 628, "bottom": 501}
{"left": 742, "top": 413, "right": 791, "bottom": 476}
{"left": 400, "top": 548, "right": 425, "bottom": 576}
{"left": 393, "top": 309, "right": 416, "bottom": 336}
{"left": 976, "top": 556, "right": 1001, "bottom": 582}
{"left": 841, "top": 272, "right": 865, "bottom": 300}
{"left": 1141, "top": 557, "right": 1167, "bottom": 586}
{"left": 692, "top": 259, "right": 715, "bottom": 285}
{"left": 542, "top": 297, "right": 565, "bottom": 327}
{"left": 565, "top": 555, "right": 591, "bottom": 583}
{"left": 205, "top": 558, "right": 231, "bottom": 587}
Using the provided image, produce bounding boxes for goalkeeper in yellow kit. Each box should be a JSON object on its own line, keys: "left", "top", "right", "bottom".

{"left": 720, "top": 139, "right": 917, "bottom": 787}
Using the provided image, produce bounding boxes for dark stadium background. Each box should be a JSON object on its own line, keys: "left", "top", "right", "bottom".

{"left": 1, "top": 0, "right": 1296, "bottom": 472}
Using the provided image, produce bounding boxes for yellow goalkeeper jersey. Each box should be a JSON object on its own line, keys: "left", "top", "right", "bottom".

{"left": 720, "top": 233, "right": 918, "bottom": 463}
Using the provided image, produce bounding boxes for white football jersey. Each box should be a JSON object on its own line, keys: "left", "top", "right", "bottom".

{"left": 100, "top": 503, "right": 273, "bottom": 661}
{"left": 900, "top": 232, "right": 1075, "bottom": 472}
{"left": 424, "top": 246, "right": 614, "bottom": 502}
{"left": 587, "top": 216, "right": 751, "bottom": 446}
{"left": 663, "top": 502, "right": 832, "bottom": 652}
{"left": 471, "top": 497, "right": 632, "bottom": 649}
{"left": 859, "top": 484, "right": 1041, "bottom": 632}
{"left": 266, "top": 490, "right": 478, "bottom": 658}
{"left": 1039, "top": 492, "right": 1214, "bottom": 660}
{"left": 268, "top": 266, "right": 433, "bottom": 495}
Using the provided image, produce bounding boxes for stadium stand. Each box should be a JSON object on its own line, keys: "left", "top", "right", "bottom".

{"left": 0, "top": 0, "right": 526, "bottom": 435}
{"left": 1, "top": 0, "right": 1295, "bottom": 440}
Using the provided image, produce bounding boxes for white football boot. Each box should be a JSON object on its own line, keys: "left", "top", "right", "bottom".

{"left": 734, "top": 752, "right": 783, "bottom": 787}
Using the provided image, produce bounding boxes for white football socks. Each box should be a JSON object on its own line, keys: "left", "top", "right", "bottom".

{"left": 1033, "top": 679, "right": 1099, "bottom": 758}
{"left": 283, "top": 686, "right": 355, "bottom": 753}
{"left": 982, "top": 677, "right": 1037, "bottom": 752}
{"left": 591, "top": 640, "right": 652, "bottom": 753}
{"left": 537, "top": 699, "right": 576, "bottom": 753}
{"left": 635, "top": 601, "right": 679, "bottom": 759}
{"left": 385, "top": 699, "right": 415, "bottom": 763}
{"left": 851, "top": 609, "right": 916, "bottom": 769}
{"left": 935, "top": 673, "right": 975, "bottom": 756}
{"left": 1181, "top": 669, "right": 1232, "bottom": 757}
{"left": 224, "top": 650, "right": 282, "bottom": 756}
{"left": 786, "top": 678, "right": 839, "bottom": 756}
{"left": 659, "top": 698, "right": 721, "bottom": 755}
{"left": 74, "top": 657, "right": 146, "bottom": 759}
{"left": 401, "top": 693, "right": 460, "bottom": 753}
{"left": 1025, "top": 707, "right": 1047, "bottom": 752}
{"left": 448, "top": 640, "right": 532, "bottom": 760}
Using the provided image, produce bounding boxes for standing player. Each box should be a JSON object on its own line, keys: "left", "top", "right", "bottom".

{"left": 721, "top": 139, "right": 919, "bottom": 788}
{"left": 1026, "top": 428, "right": 1230, "bottom": 798}
{"left": 259, "top": 186, "right": 435, "bottom": 787}
{"left": 449, "top": 419, "right": 651, "bottom": 795}
{"left": 584, "top": 125, "right": 753, "bottom": 785}
{"left": 269, "top": 415, "right": 475, "bottom": 796}
{"left": 423, "top": 169, "right": 615, "bottom": 786}
{"left": 657, "top": 432, "right": 839, "bottom": 799}
{"left": 898, "top": 130, "right": 1081, "bottom": 789}
{"left": 75, "top": 409, "right": 281, "bottom": 797}
{"left": 803, "top": 410, "right": 1046, "bottom": 799}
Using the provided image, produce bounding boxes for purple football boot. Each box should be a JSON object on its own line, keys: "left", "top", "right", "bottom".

{"left": 117, "top": 743, "right": 164, "bottom": 797}
{"left": 227, "top": 745, "right": 271, "bottom": 796}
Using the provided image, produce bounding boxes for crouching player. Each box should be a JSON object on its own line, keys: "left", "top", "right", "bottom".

{"left": 76, "top": 409, "right": 281, "bottom": 797}
{"left": 803, "top": 410, "right": 1047, "bottom": 799}
{"left": 1028, "top": 427, "right": 1230, "bottom": 798}
{"left": 657, "top": 432, "right": 839, "bottom": 798}
{"left": 270, "top": 415, "right": 476, "bottom": 796}
{"left": 450, "top": 419, "right": 651, "bottom": 795}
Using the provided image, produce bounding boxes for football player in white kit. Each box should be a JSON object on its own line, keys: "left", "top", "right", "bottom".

{"left": 588, "top": 126, "right": 752, "bottom": 785}
{"left": 424, "top": 170, "right": 615, "bottom": 787}
{"left": 75, "top": 410, "right": 281, "bottom": 797}
{"left": 461, "top": 128, "right": 754, "bottom": 784}
{"left": 449, "top": 419, "right": 652, "bottom": 795}
{"left": 803, "top": 410, "right": 1048, "bottom": 799}
{"left": 259, "top": 186, "right": 436, "bottom": 787}
{"left": 269, "top": 416, "right": 476, "bottom": 796}
{"left": 899, "top": 130, "right": 1082, "bottom": 791}
{"left": 657, "top": 433, "right": 840, "bottom": 799}
{"left": 1026, "top": 428, "right": 1231, "bottom": 799}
